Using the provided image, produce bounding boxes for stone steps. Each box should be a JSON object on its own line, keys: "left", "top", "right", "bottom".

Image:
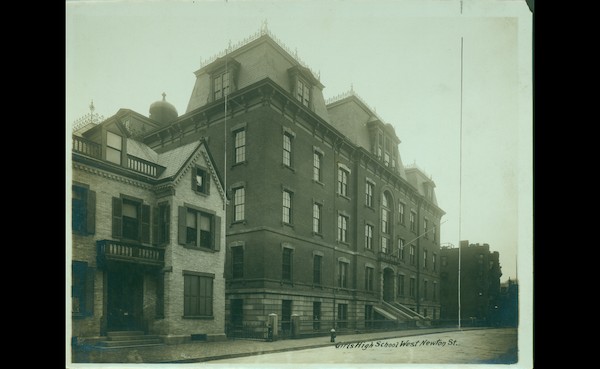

{"left": 96, "top": 331, "right": 163, "bottom": 349}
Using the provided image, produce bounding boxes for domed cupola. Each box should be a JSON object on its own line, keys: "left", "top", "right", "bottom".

{"left": 149, "top": 92, "right": 178, "bottom": 125}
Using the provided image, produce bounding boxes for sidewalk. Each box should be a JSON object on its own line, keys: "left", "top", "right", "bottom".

{"left": 72, "top": 327, "right": 485, "bottom": 364}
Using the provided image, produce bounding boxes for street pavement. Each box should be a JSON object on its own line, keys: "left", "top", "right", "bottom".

{"left": 211, "top": 328, "right": 517, "bottom": 364}
{"left": 71, "top": 326, "right": 516, "bottom": 364}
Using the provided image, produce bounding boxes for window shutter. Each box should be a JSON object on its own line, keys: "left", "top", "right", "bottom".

{"left": 206, "top": 172, "right": 211, "bottom": 194}
{"left": 86, "top": 190, "right": 96, "bottom": 235}
{"left": 178, "top": 206, "right": 187, "bottom": 245}
{"left": 213, "top": 216, "right": 221, "bottom": 251}
{"left": 112, "top": 197, "right": 122, "bottom": 239}
{"left": 165, "top": 206, "right": 171, "bottom": 243}
{"left": 84, "top": 266, "right": 95, "bottom": 316}
{"left": 141, "top": 204, "right": 151, "bottom": 244}
{"left": 191, "top": 168, "right": 197, "bottom": 192}
{"left": 152, "top": 206, "right": 159, "bottom": 246}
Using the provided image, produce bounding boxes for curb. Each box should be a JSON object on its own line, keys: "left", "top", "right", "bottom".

{"left": 162, "top": 327, "right": 484, "bottom": 363}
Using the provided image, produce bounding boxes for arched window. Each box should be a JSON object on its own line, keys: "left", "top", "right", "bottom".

{"left": 381, "top": 191, "right": 393, "bottom": 254}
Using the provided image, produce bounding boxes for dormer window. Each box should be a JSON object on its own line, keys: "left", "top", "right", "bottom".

{"left": 106, "top": 131, "right": 122, "bottom": 165}
{"left": 297, "top": 79, "right": 310, "bottom": 107}
{"left": 288, "top": 65, "right": 321, "bottom": 111}
{"left": 206, "top": 57, "right": 240, "bottom": 103}
{"left": 213, "top": 71, "right": 230, "bottom": 100}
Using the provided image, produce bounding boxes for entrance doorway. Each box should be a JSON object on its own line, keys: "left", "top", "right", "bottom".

{"left": 107, "top": 265, "right": 143, "bottom": 331}
{"left": 383, "top": 268, "right": 395, "bottom": 302}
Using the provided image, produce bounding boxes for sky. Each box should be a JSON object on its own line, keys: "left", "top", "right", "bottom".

{"left": 66, "top": 0, "right": 533, "bottom": 282}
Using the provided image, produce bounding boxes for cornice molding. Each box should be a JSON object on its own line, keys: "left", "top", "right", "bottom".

{"left": 73, "top": 162, "right": 153, "bottom": 190}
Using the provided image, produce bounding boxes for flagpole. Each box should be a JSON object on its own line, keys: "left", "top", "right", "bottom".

{"left": 458, "top": 36, "right": 464, "bottom": 330}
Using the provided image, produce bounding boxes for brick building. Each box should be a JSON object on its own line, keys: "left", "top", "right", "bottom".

{"left": 137, "top": 28, "right": 445, "bottom": 336}
{"left": 71, "top": 27, "right": 446, "bottom": 341}
{"left": 439, "top": 241, "right": 502, "bottom": 324}
{"left": 71, "top": 99, "right": 227, "bottom": 345}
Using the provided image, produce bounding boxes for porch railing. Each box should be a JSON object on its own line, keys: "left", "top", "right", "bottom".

{"left": 72, "top": 135, "right": 101, "bottom": 159}
{"left": 97, "top": 240, "right": 164, "bottom": 268}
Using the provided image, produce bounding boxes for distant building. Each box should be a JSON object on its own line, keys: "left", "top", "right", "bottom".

{"left": 439, "top": 241, "right": 502, "bottom": 324}
{"left": 71, "top": 97, "right": 227, "bottom": 345}
{"left": 498, "top": 278, "right": 518, "bottom": 327}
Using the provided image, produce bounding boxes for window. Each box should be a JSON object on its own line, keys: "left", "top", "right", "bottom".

{"left": 338, "top": 261, "right": 348, "bottom": 288}
{"left": 377, "top": 133, "right": 383, "bottom": 159}
{"left": 383, "top": 137, "right": 392, "bottom": 167}
{"left": 410, "top": 245, "right": 416, "bottom": 265}
{"left": 213, "top": 71, "right": 230, "bottom": 100}
{"left": 122, "top": 199, "right": 140, "bottom": 240}
{"left": 313, "top": 254, "right": 322, "bottom": 284}
{"left": 282, "top": 248, "right": 293, "bottom": 281}
{"left": 381, "top": 204, "right": 390, "bottom": 234}
{"left": 424, "top": 219, "right": 429, "bottom": 238}
{"left": 433, "top": 282, "right": 438, "bottom": 301}
{"left": 397, "top": 275, "right": 405, "bottom": 296}
{"left": 283, "top": 133, "right": 293, "bottom": 166}
{"left": 106, "top": 131, "right": 122, "bottom": 165}
{"left": 72, "top": 261, "right": 94, "bottom": 316}
{"left": 337, "top": 303, "right": 348, "bottom": 328}
{"left": 399, "top": 203, "right": 405, "bottom": 225}
{"left": 365, "top": 224, "right": 373, "bottom": 250}
{"left": 233, "top": 187, "right": 245, "bottom": 222}
{"left": 297, "top": 79, "right": 310, "bottom": 107}
{"left": 186, "top": 210, "right": 213, "bottom": 248}
{"left": 433, "top": 225, "right": 437, "bottom": 242}
{"left": 234, "top": 129, "right": 246, "bottom": 163}
{"left": 313, "top": 302, "right": 321, "bottom": 330}
{"left": 72, "top": 185, "right": 95, "bottom": 235}
{"left": 193, "top": 167, "right": 209, "bottom": 194}
{"left": 423, "top": 249, "right": 428, "bottom": 269}
{"left": 338, "top": 214, "right": 348, "bottom": 243}
{"left": 338, "top": 168, "right": 348, "bottom": 196}
{"left": 183, "top": 273, "right": 213, "bottom": 317}
{"left": 283, "top": 190, "right": 293, "bottom": 224}
{"left": 410, "top": 211, "right": 416, "bottom": 232}
{"left": 313, "top": 151, "right": 322, "bottom": 181}
{"left": 381, "top": 237, "right": 390, "bottom": 254}
{"left": 232, "top": 246, "right": 244, "bottom": 279}
{"left": 313, "top": 203, "right": 322, "bottom": 234}
{"left": 365, "top": 267, "right": 374, "bottom": 292}
{"left": 365, "top": 182, "right": 374, "bottom": 207}
{"left": 423, "top": 280, "right": 428, "bottom": 299}
{"left": 112, "top": 197, "right": 150, "bottom": 243}
{"left": 441, "top": 256, "right": 448, "bottom": 267}
{"left": 178, "top": 206, "right": 220, "bottom": 250}
{"left": 433, "top": 253, "right": 437, "bottom": 271}
{"left": 398, "top": 239, "right": 405, "bottom": 260}
{"left": 409, "top": 277, "right": 416, "bottom": 297}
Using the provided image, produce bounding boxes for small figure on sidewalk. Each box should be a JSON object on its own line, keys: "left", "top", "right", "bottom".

{"left": 330, "top": 328, "right": 336, "bottom": 343}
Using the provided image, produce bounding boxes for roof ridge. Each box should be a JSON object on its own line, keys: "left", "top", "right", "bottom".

{"left": 198, "top": 24, "right": 318, "bottom": 78}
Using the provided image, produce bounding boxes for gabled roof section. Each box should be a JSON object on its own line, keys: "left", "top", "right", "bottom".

{"left": 157, "top": 139, "right": 226, "bottom": 203}
{"left": 82, "top": 109, "right": 162, "bottom": 139}
{"left": 157, "top": 141, "right": 201, "bottom": 179}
